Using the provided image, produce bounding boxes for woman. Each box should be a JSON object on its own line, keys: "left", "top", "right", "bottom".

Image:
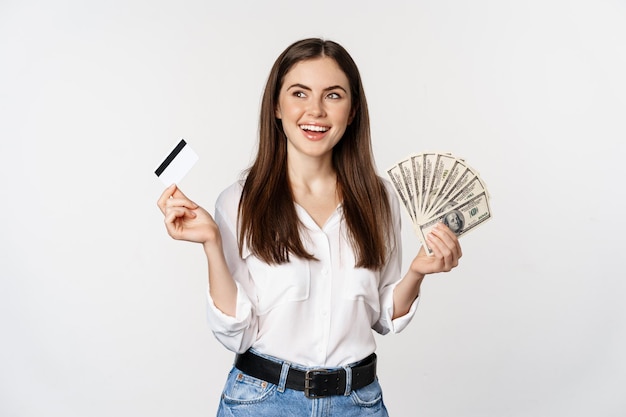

{"left": 157, "top": 38, "right": 462, "bottom": 416}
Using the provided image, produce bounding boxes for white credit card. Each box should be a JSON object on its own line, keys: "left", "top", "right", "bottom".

{"left": 154, "top": 139, "right": 199, "bottom": 186}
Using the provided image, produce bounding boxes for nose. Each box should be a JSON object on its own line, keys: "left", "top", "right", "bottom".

{"left": 307, "top": 97, "right": 326, "bottom": 117}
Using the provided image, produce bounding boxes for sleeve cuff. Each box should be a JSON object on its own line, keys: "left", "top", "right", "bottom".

{"left": 388, "top": 295, "right": 420, "bottom": 333}
{"left": 205, "top": 281, "right": 253, "bottom": 336}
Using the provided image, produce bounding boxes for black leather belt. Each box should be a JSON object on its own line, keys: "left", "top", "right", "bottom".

{"left": 234, "top": 350, "right": 377, "bottom": 398}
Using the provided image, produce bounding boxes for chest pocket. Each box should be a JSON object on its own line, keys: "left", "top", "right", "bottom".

{"left": 343, "top": 267, "right": 381, "bottom": 314}
{"left": 246, "top": 255, "right": 311, "bottom": 315}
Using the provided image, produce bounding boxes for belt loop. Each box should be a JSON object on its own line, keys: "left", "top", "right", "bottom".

{"left": 343, "top": 365, "right": 352, "bottom": 396}
{"left": 277, "top": 361, "right": 291, "bottom": 393}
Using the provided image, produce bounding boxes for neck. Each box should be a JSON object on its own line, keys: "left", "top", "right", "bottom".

{"left": 286, "top": 153, "right": 336, "bottom": 188}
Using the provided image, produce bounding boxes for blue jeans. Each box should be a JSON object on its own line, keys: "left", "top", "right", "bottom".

{"left": 216, "top": 353, "right": 389, "bottom": 417}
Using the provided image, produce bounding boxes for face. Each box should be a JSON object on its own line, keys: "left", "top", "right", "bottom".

{"left": 275, "top": 57, "right": 353, "bottom": 162}
{"left": 445, "top": 212, "right": 462, "bottom": 232}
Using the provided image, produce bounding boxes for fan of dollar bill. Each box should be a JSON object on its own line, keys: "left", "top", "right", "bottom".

{"left": 386, "top": 152, "right": 492, "bottom": 255}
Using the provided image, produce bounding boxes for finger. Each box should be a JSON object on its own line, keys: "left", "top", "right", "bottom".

{"left": 171, "top": 188, "right": 199, "bottom": 211}
{"left": 425, "top": 233, "right": 446, "bottom": 260}
{"left": 432, "top": 223, "right": 462, "bottom": 259}
{"left": 427, "top": 228, "right": 453, "bottom": 257}
{"left": 164, "top": 206, "right": 197, "bottom": 225}
{"left": 171, "top": 187, "right": 198, "bottom": 206}
{"left": 426, "top": 232, "right": 457, "bottom": 272}
{"left": 164, "top": 197, "right": 199, "bottom": 210}
{"left": 432, "top": 223, "right": 456, "bottom": 244}
{"left": 157, "top": 185, "right": 199, "bottom": 214}
{"left": 157, "top": 184, "right": 178, "bottom": 213}
{"left": 451, "top": 239, "right": 462, "bottom": 260}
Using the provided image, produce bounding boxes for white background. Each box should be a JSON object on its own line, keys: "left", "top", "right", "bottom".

{"left": 1, "top": 1, "right": 625, "bottom": 416}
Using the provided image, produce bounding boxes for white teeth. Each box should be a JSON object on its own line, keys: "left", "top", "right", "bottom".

{"left": 300, "top": 124, "right": 329, "bottom": 132}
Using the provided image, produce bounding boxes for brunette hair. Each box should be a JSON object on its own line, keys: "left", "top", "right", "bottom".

{"left": 238, "top": 38, "right": 392, "bottom": 269}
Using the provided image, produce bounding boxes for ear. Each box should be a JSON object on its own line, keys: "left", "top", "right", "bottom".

{"left": 275, "top": 105, "right": 282, "bottom": 119}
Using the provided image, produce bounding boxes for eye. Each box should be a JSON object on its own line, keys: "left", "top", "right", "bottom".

{"left": 293, "top": 91, "right": 307, "bottom": 98}
{"left": 327, "top": 92, "right": 341, "bottom": 99}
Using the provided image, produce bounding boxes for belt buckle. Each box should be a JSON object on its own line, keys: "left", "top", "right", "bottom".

{"left": 304, "top": 369, "right": 330, "bottom": 399}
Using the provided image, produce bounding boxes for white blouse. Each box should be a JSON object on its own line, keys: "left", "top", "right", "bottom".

{"left": 206, "top": 179, "right": 419, "bottom": 367}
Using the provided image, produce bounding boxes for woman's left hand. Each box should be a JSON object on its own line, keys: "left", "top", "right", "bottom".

{"left": 410, "top": 223, "right": 463, "bottom": 276}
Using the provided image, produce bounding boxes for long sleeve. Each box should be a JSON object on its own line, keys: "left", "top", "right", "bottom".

{"left": 205, "top": 183, "right": 258, "bottom": 353}
{"left": 372, "top": 180, "right": 420, "bottom": 335}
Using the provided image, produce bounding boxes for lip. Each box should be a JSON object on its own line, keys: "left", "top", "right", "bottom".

{"left": 299, "top": 123, "right": 331, "bottom": 141}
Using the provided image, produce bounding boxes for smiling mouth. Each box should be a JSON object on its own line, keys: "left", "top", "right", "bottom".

{"left": 300, "top": 124, "right": 330, "bottom": 132}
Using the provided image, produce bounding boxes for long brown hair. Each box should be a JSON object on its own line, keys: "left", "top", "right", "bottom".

{"left": 238, "top": 38, "right": 392, "bottom": 269}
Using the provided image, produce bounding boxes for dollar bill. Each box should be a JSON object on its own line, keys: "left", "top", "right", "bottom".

{"left": 425, "top": 172, "right": 487, "bottom": 220}
{"left": 386, "top": 151, "right": 491, "bottom": 255}
{"left": 423, "top": 153, "right": 457, "bottom": 216}
{"left": 423, "top": 157, "right": 465, "bottom": 218}
{"left": 419, "top": 153, "right": 435, "bottom": 216}
{"left": 398, "top": 158, "right": 418, "bottom": 220}
{"left": 410, "top": 153, "right": 424, "bottom": 215}
{"left": 387, "top": 163, "right": 415, "bottom": 223}
{"left": 419, "top": 191, "right": 491, "bottom": 255}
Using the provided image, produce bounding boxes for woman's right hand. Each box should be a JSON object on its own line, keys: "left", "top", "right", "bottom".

{"left": 157, "top": 184, "right": 221, "bottom": 245}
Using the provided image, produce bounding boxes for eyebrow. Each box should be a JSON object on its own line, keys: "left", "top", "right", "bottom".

{"left": 286, "top": 83, "right": 348, "bottom": 93}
